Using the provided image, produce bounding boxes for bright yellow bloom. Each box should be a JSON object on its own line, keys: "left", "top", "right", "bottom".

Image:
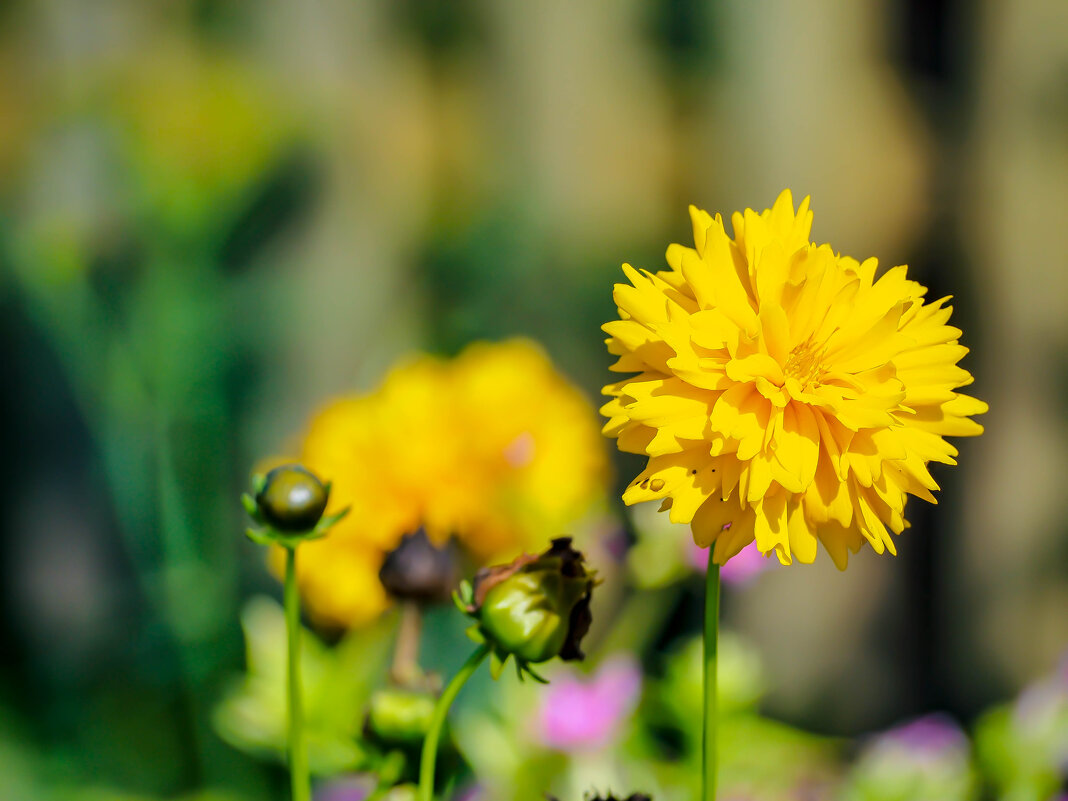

{"left": 283, "top": 339, "right": 609, "bottom": 627}
{"left": 602, "top": 191, "right": 987, "bottom": 568}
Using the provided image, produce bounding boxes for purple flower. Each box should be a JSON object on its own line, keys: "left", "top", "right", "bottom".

{"left": 884, "top": 713, "right": 969, "bottom": 751}
{"left": 536, "top": 657, "right": 642, "bottom": 751}
{"left": 314, "top": 775, "right": 375, "bottom": 801}
{"left": 1014, "top": 666, "right": 1068, "bottom": 730}
{"left": 880, "top": 713, "right": 968, "bottom": 755}
{"left": 687, "top": 539, "right": 774, "bottom": 585}
{"left": 1056, "top": 649, "right": 1068, "bottom": 688}
{"left": 453, "top": 784, "right": 486, "bottom": 801}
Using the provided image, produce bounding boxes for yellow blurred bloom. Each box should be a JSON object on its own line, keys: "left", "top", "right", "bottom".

{"left": 602, "top": 191, "right": 987, "bottom": 568}
{"left": 284, "top": 339, "right": 609, "bottom": 627}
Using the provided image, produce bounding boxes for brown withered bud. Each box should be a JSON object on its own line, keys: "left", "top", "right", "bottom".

{"left": 379, "top": 528, "right": 459, "bottom": 604}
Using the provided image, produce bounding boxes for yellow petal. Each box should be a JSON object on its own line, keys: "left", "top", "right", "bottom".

{"left": 725, "top": 353, "right": 785, "bottom": 385}
{"left": 787, "top": 501, "right": 818, "bottom": 563}
{"left": 753, "top": 491, "right": 789, "bottom": 562}
{"left": 691, "top": 494, "right": 744, "bottom": 548}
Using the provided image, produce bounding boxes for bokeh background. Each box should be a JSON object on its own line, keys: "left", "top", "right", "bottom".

{"left": 1, "top": 0, "right": 1066, "bottom": 799}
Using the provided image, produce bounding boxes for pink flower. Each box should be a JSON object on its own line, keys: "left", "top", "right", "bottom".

{"left": 453, "top": 784, "right": 486, "bottom": 801}
{"left": 314, "top": 775, "right": 374, "bottom": 801}
{"left": 536, "top": 657, "right": 642, "bottom": 751}
{"left": 878, "top": 713, "right": 968, "bottom": 756}
{"left": 687, "top": 538, "right": 774, "bottom": 585}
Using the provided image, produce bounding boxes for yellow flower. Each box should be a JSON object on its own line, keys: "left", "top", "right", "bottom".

{"left": 601, "top": 191, "right": 987, "bottom": 568}
{"left": 281, "top": 339, "right": 609, "bottom": 627}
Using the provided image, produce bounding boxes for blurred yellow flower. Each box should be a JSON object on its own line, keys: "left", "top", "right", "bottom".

{"left": 282, "top": 339, "right": 609, "bottom": 627}
{"left": 602, "top": 191, "right": 987, "bottom": 568}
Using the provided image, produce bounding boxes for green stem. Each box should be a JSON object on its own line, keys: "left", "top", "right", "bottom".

{"left": 391, "top": 601, "right": 424, "bottom": 686}
{"left": 703, "top": 557, "right": 721, "bottom": 801}
{"left": 418, "top": 645, "right": 490, "bottom": 801}
{"left": 285, "top": 547, "right": 310, "bottom": 801}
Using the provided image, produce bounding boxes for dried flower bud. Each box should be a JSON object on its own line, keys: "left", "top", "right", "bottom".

{"left": 379, "top": 529, "right": 459, "bottom": 604}
{"left": 255, "top": 464, "right": 329, "bottom": 532}
{"left": 458, "top": 538, "right": 595, "bottom": 681}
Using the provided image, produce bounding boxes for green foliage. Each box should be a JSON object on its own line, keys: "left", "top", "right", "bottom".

{"left": 973, "top": 676, "right": 1068, "bottom": 801}
{"left": 839, "top": 728, "right": 976, "bottom": 801}
{"left": 366, "top": 688, "right": 438, "bottom": 749}
{"left": 638, "top": 634, "right": 836, "bottom": 800}
{"left": 212, "top": 596, "right": 394, "bottom": 776}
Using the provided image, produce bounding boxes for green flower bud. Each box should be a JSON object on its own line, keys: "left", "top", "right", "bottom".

{"left": 255, "top": 464, "right": 329, "bottom": 532}
{"left": 480, "top": 570, "right": 578, "bottom": 663}
{"left": 365, "top": 687, "right": 437, "bottom": 748}
{"left": 459, "top": 538, "right": 595, "bottom": 680}
{"left": 243, "top": 463, "right": 347, "bottom": 549}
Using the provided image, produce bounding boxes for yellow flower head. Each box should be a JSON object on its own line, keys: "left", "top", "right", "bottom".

{"left": 285, "top": 339, "right": 609, "bottom": 627}
{"left": 601, "top": 191, "right": 987, "bottom": 569}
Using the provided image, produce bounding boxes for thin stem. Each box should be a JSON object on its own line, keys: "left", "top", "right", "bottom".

{"left": 418, "top": 645, "right": 490, "bottom": 801}
{"left": 284, "top": 547, "right": 310, "bottom": 801}
{"left": 703, "top": 555, "right": 721, "bottom": 801}
{"left": 391, "top": 601, "right": 424, "bottom": 686}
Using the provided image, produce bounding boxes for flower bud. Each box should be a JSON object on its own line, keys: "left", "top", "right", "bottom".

{"left": 364, "top": 687, "right": 437, "bottom": 749}
{"left": 255, "top": 464, "right": 329, "bottom": 532}
{"left": 379, "top": 529, "right": 459, "bottom": 604}
{"left": 459, "top": 538, "right": 595, "bottom": 680}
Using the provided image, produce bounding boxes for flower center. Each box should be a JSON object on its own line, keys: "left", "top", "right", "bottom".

{"left": 784, "top": 338, "right": 826, "bottom": 389}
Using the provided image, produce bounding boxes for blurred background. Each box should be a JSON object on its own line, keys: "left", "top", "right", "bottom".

{"left": 1, "top": 0, "right": 1066, "bottom": 799}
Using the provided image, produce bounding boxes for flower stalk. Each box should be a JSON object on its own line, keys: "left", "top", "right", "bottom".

{"left": 418, "top": 538, "right": 597, "bottom": 799}
{"left": 241, "top": 463, "right": 348, "bottom": 801}
{"left": 390, "top": 601, "right": 424, "bottom": 686}
{"left": 418, "top": 644, "right": 490, "bottom": 801}
{"left": 703, "top": 557, "right": 720, "bottom": 801}
{"left": 284, "top": 546, "right": 310, "bottom": 801}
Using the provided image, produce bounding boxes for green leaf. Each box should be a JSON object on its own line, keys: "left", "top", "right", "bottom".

{"left": 212, "top": 596, "right": 396, "bottom": 776}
